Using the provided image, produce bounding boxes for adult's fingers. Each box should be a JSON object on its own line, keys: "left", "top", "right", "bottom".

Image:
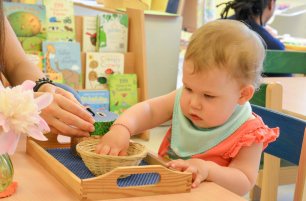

{"left": 55, "top": 94, "right": 95, "bottom": 125}
{"left": 53, "top": 104, "right": 95, "bottom": 133}
{"left": 54, "top": 87, "right": 80, "bottom": 105}
{"left": 50, "top": 127, "right": 60, "bottom": 135}
{"left": 50, "top": 118, "right": 90, "bottom": 137}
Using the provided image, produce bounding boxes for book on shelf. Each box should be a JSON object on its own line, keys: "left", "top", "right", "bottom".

{"left": 3, "top": 2, "right": 47, "bottom": 51}
{"left": 151, "top": 0, "right": 169, "bottom": 11}
{"left": 42, "top": 0, "right": 75, "bottom": 42}
{"left": 42, "top": 41, "right": 82, "bottom": 89}
{"left": 19, "top": 0, "right": 37, "bottom": 4}
{"left": 82, "top": 16, "right": 97, "bottom": 52}
{"left": 77, "top": 89, "right": 110, "bottom": 111}
{"left": 166, "top": 0, "right": 179, "bottom": 13}
{"left": 85, "top": 52, "right": 124, "bottom": 90}
{"left": 108, "top": 74, "right": 138, "bottom": 115}
{"left": 96, "top": 13, "right": 128, "bottom": 53}
{"left": 46, "top": 72, "right": 64, "bottom": 84}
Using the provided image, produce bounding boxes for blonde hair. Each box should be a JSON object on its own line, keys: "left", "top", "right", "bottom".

{"left": 185, "top": 19, "right": 265, "bottom": 88}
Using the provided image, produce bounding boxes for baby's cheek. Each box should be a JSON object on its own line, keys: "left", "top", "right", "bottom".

{"left": 180, "top": 97, "right": 190, "bottom": 114}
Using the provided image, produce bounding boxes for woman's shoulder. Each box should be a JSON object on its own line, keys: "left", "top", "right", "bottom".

{"left": 244, "top": 20, "right": 285, "bottom": 50}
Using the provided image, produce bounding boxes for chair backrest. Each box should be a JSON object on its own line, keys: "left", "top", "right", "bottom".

{"left": 264, "top": 50, "right": 306, "bottom": 74}
{"left": 250, "top": 82, "right": 282, "bottom": 110}
{"left": 252, "top": 105, "right": 306, "bottom": 165}
{"left": 251, "top": 104, "right": 306, "bottom": 201}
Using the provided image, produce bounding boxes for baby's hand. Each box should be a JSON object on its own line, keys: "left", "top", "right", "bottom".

{"left": 95, "top": 127, "right": 130, "bottom": 156}
{"left": 167, "top": 158, "right": 209, "bottom": 188}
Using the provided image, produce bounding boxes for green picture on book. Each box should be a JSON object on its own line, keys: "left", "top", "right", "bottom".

{"left": 109, "top": 74, "right": 138, "bottom": 115}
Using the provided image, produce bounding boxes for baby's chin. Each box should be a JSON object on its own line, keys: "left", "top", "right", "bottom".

{"left": 191, "top": 120, "right": 216, "bottom": 129}
{"left": 185, "top": 114, "right": 226, "bottom": 129}
{"left": 190, "top": 118, "right": 224, "bottom": 129}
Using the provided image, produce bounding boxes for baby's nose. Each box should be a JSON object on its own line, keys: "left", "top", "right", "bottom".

{"left": 190, "top": 96, "right": 202, "bottom": 110}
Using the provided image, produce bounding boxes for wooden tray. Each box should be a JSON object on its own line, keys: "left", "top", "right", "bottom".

{"left": 26, "top": 135, "right": 192, "bottom": 200}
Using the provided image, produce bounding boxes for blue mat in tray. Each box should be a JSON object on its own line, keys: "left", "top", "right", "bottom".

{"left": 47, "top": 148, "right": 160, "bottom": 187}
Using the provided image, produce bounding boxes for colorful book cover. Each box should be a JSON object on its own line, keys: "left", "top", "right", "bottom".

{"left": 20, "top": 0, "right": 37, "bottom": 4}
{"left": 25, "top": 51, "right": 43, "bottom": 71}
{"left": 85, "top": 52, "right": 124, "bottom": 90}
{"left": 151, "top": 0, "right": 169, "bottom": 11}
{"left": 82, "top": 16, "right": 97, "bottom": 52}
{"left": 96, "top": 13, "right": 128, "bottom": 53}
{"left": 46, "top": 72, "right": 64, "bottom": 84}
{"left": 78, "top": 90, "right": 110, "bottom": 111}
{"left": 108, "top": 74, "right": 138, "bottom": 115}
{"left": 3, "top": 2, "right": 46, "bottom": 51}
{"left": 42, "top": 0, "right": 75, "bottom": 42}
{"left": 42, "top": 41, "right": 82, "bottom": 89}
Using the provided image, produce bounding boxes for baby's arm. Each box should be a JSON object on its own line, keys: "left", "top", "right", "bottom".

{"left": 167, "top": 142, "right": 263, "bottom": 196}
{"left": 96, "top": 90, "right": 177, "bottom": 155}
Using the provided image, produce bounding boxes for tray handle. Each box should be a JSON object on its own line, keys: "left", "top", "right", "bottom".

{"left": 82, "top": 165, "right": 192, "bottom": 200}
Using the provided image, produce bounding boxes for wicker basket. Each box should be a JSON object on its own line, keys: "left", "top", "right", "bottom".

{"left": 76, "top": 139, "right": 148, "bottom": 176}
{"left": 70, "top": 110, "right": 118, "bottom": 155}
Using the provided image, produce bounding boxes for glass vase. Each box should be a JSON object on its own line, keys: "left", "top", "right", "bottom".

{"left": 0, "top": 153, "right": 14, "bottom": 192}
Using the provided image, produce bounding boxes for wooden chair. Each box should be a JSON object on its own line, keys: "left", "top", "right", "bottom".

{"left": 263, "top": 50, "right": 306, "bottom": 75}
{"left": 250, "top": 104, "right": 306, "bottom": 201}
{"left": 249, "top": 82, "right": 298, "bottom": 200}
{"left": 250, "top": 82, "right": 282, "bottom": 109}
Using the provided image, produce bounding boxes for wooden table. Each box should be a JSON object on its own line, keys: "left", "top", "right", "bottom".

{"left": 5, "top": 135, "right": 246, "bottom": 201}
{"left": 264, "top": 77, "right": 306, "bottom": 119}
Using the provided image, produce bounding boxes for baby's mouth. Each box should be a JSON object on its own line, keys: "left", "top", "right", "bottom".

{"left": 189, "top": 114, "right": 202, "bottom": 121}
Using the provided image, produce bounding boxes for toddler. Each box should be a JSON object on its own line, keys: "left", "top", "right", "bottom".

{"left": 96, "top": 20, "right": 279, "bottom": 196}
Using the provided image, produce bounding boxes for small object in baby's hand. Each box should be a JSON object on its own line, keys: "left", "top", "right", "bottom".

{"left": 71, "top": 108, "right": 118, "bottom": 155}
{"left": 90, "top": 110, "right": 118, "bottom": 136}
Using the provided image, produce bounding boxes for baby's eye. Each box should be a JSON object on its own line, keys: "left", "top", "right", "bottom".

{"left": 204, "top": 94, "right": 215, "bottom": 99}
{"left": 184, "top": 86, "right": 192, "bottom": 92}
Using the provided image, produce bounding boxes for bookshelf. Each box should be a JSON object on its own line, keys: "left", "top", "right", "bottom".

{"left": 74, "top": 3, "right": 150, "bottom": 140}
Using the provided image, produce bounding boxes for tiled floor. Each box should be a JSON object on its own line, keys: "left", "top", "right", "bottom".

{"left": 133, "top": 126, "right": 295, "bottom": 201}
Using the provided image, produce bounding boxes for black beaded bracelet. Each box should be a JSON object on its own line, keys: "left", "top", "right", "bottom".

{"left": 33, "top": 77, "right": 55, "bottom": 92}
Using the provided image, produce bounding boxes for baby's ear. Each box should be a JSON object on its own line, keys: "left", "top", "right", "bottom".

{"left": 238, "top": 85, "right": 255, "bottom": 105}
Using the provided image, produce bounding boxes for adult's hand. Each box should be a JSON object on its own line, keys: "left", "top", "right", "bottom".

{"left": 36, "top": 84, "right": 95, "bottom": 137}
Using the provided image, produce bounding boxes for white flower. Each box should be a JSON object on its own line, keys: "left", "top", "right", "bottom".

{"left": 0, "top": 80, "right": 53, "bottom": 155}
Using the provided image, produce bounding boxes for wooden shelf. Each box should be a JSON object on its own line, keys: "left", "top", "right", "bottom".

{"left": 74, "top": 4, "right": 149, "bottom": 140}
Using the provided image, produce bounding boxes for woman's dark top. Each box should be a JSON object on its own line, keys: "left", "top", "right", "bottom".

{"left": 228, "top": 15, "right": 290, "bottom": 77}
{"left": 228, "top": 15, "right": 285, "bottom": 50}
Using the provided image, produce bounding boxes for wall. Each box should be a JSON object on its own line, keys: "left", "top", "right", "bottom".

{"left": 144, "top": 13, "right": 182, "bottom": 98}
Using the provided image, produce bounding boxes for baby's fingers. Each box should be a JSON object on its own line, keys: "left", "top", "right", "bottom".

{"left": 96, "top": 144, "right": 111, "bottom": 154}
{"left": 167, "top": 159, "right": 188, "bottom": 171}
{"left": 191, "top": 175, "right": 203, "bottom": 188}
{"left": 109, "top": 148, "right": 121, "bottom": 156}
{"left": 184, "top": 166, "right": 203, "bottom": 188}
{"left": 118, "top": 150, "right": 128, "bottom": 156}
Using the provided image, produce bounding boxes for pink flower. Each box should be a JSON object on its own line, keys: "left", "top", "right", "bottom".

{"left": 0, "top": 80, "right": 53, "bottom": 155}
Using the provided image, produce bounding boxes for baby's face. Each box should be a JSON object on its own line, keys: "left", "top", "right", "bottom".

{"left": 180, "top": 60, "right": 243, "bottom": 128}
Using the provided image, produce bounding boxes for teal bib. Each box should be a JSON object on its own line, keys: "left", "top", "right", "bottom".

{"left": 171, "top": 88, "right": 252, "bottom": 157}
